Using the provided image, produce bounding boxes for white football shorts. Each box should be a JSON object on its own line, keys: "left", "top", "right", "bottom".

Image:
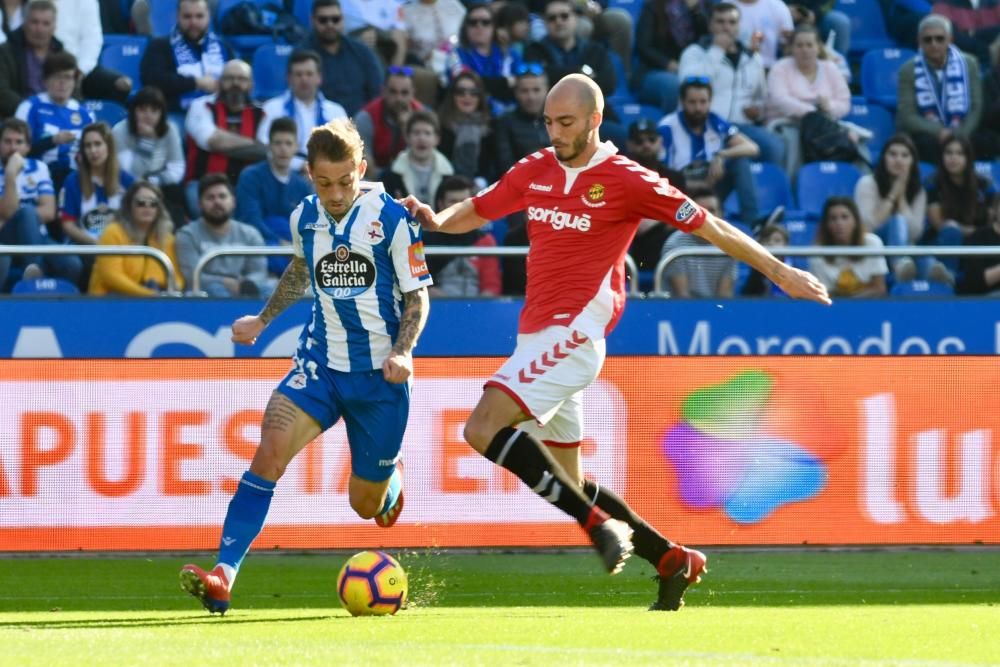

{"left": 485, "top": 326, "right": 606, "bottom": 447}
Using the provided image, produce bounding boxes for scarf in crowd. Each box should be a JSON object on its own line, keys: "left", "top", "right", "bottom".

{"left": 170, "top": 27, "right": 226, "bottom": 109}
{"left": 913, "top": 44, "right": 970, "bottom": 128}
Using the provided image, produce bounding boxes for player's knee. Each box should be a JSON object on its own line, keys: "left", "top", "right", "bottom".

{"left": 249, "top": 442, "right": 290, "bottom": 481}
{"left": 349, "top": 493, "right": 381, "bottom": 520}
{"left": 462, "top": 417, "right": 494, "bottom": 454}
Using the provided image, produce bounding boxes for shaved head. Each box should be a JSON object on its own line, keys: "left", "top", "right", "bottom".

{"left": 547, "top": 73, "right": 604, "bottom": 115}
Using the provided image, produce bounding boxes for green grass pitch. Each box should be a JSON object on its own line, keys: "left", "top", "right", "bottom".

{"left": 1, "top": 550, "right": 997, "bottom": 666}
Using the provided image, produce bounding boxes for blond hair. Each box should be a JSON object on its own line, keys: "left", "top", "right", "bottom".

{"left": 307, "top": 118, "right": 364, "bottom": 168}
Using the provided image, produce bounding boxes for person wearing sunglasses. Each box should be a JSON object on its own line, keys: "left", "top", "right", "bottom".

{"left": 88, "top": 180, "right": 183, "bottom": 296}
{"left": 436, "top": 70, "right": 495, "bottom": 181}
{"left": 897, "top": 14, "right": 982, "bottom": 164}
{"left": 447, "top": 3, "right": 522, "bottom": 104}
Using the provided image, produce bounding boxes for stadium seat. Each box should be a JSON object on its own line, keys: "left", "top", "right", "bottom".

{"left": 843, "top": 99, "right": 894, "bottom": 160}
{"left": 99, "top": 37, "right": 148, "bottom": 89}
{"left": 723, "top": 162, "right": 792, "bottom": 220}
{"left": 149, "top": 0, "right": 178, "bottom": 37}
{"left": 783, "top": 213, "right": 818, "bottom": 246}
{"left": 251, "top": 43, "right": 294, "bottom": 101}
{"left": 293, "top": 0, "right": 312, "bottom": 27}
{"left": 860, "top": 48, "right": 915, "bottom": 110}
{"left": 918, "top": 161, "right": 936, "bottom": 184}
{"left": 796, "top": 161, "right": 863, "bottom": 219}
{"left": 974, "top": 161, "right": 998, "bottom": 184}
{"left": 11, "top": 277, "right": 81, "bottom": 296}
{"left": 84, "top": 99, "right": 128, "bottom": 127}
{"left": 614, "top": 102, "right": 663, "bottom": 129}
{"left": 216, "top": 0, "right": 275, "bottom": 59}
{"left": 834, "top": 0, "right": 895, "bottom": 57}
{"left": 889, "top": 279, "right": 955, "bottom": 297}
{"left": 607, "top": 50, "right": 637, "bottom": 107}
{"left": 607, "top": 0, "right": 643, "bottom": 26}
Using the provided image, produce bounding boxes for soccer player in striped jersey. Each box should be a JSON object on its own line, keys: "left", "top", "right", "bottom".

{"left": 180, "top": 119, "right": 432, "bottom": 615}
{"left": 404, "top": 74, "right": 831, "bottom": 610}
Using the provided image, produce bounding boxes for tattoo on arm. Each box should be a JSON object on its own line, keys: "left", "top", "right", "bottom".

{"left": 259, "top": 256, "right": 310, "bottom": 325}
{"left": 391, "top": 287, "right": 429, "bottom": 356}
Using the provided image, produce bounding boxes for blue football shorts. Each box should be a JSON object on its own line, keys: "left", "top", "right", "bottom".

{"left": 275, "top": 348, "right": 409, "bottom": 482}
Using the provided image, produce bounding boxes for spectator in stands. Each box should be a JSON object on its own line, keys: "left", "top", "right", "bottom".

{"left": 402, "top": 0, "right": 466, "bottom": 74}
{"left": 184, "top": 58, "right": 267, "bottom": 213}
{"left": 59, "top": 122, "right": 133, "bottom": 246}
{"left": 897, "top": 14, "right": 982, "bottom": 163}
{"left": 926, "top": 135, "right": 995, "bottom": 237}
{"left": 957, "top": 193, "right": 1000, "bottom": 295}
{"left": 972, "top": 40, "right": 1000, "bottom": 160}
{"left": 447, "top": 3, "right": 521, "bottom": 105}
{"left": 139, "top": 0, "right": 231, "bottom": 115}
{"left": 15, "top": 51, "right": 93, "bottom": 190}
{"left": 808, "top": 196, "right": 888, "bottom": 297}
{"left": 381, "top": 110, "right": 455, "bottom": 204}
{"left": 658, "top": 76, "right": 760, "bottom": 226}
{"left": 257, "top": 50, "right": 348, "bottom": 172}
{"left": 854, "top": 134, "right": 936, "bottom": 283}
{"left": 0, "top": 0, "right": 26, "bottom": 42}
{"left": 436, "top": 70, "right": 495, "bottom": 181}
{"left": 493, "top": 63, "right": 548, "bottom": 174}
{"left": 302, "top": 0, "right": 384, "bottom": 117}
{"left": 787, "top": 1, "right": 851, "bottom": 58}
{"left": 176, "top": 173, "right": 271, "bottom": 297}
{"left": 679, "top": 2, "right": 783, "bottom": 166}
{"left": 236, "top": 117, "right": 313, "bottom": 275}
{"left": 355, "top": 66, "right": 423, "bottom": 171}
{"left": 113, "top": 87, "right": 187, "bottom": 227}
{"left": 765, "top": 24, "right": 851, "bottom": 176}
{"left": 88, "top": 180, "right": 183, "bottom": 296}
{"left": 624, "top": 118, "right": 687, "bottom": 272}
{"left": 494, "top": 2, "right": 530, "bottom": 60}
{"left": 423, "top": 174, "right": 501, "bottom": 297}
{"left": 633, "top": 0, "right": 710, "bottom": 113}
{"left": 931, "top": 0, "right": 1000, "bottom": 66}
{"left": 734, "top": 0, "right": 794, "bottom": 68}
{"left": 56, "top": 0, "right": 131, "bottom": 104}
{"left": 741, "top": 222, "right": 790, "bottom": 296}
{"left": 659, "top": 188, "right": 738, "bottom": 298}
{"left": 341, "top": 0, "right": 408, "bottom": 67}
{"left": 0, "top": 117, "right": 81, "bottom": 289}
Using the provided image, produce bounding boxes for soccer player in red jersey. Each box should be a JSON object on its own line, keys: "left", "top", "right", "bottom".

{"left": 403, "top": 74, "right": 832, "bottom": 610}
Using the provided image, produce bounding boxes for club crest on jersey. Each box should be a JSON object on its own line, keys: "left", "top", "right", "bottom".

{"left": 70, "top": 112, "right": 82, "bottom": 125}
{"left": 366, "top": 220, "right": 385, "bottom": 242}
{"left": 587, "top": 183, "right": 605, "bottom": 202}
{"left": 316, "top": 246, "right": 375, "bottom": 298}
{"left": 676, "top": 200, "right": 697, "bottom": 222}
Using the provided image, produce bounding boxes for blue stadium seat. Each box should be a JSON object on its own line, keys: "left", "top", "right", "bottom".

{"left": 84, "top": 99, "right": 128, "bottom": 127}
{"left": 974, "top": 161, "right": 997, "bottom": 185}
{"left": 607, "top": 50, "right": 637, "bottom": 107}
{"left": 150, "top": 0, "right": 178, "bottom": 37}
{"left": 99, "top": 37, "right": 148, "bottom": 89}
{"left": 251, "top": 43, "right": 294, "bottom": 101}
{"left": 796, "top": 161, "right": 863, "bottom": 219}
{"left": 918, "top": 161, "right": 936, "bottom": 184}
{"left": 723, "top": 162, "right": 792, "bottom": 220}
{"left": 783, "top": 213, "right": 818, "bottom": 246}
{"left": 293, "top": 0, "right": 312, "bottom": 28}
{"left": 614, "top": 102, "right": 663, "bottom": 129}
{"left": 607, "top": 0, "right": 643, "bottom": 26}
{"left": 11, "top": 277, "right": 81, "bottom": 296}
{"left": 834, "top": 0, "right": 895, "bottom": 57}
{"left": 843, "top": 99, "right": 894, "bottom": 159}
{"left": 216, "top": 0, "right": 275, "bottom": 59}
{"left": 890, "top": 280, "right": 955, "bottom": 297}
{"left": 860, "top": 48, "right": 915, "bottom": 110}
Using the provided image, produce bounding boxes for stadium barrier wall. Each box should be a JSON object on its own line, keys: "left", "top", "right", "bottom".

{"left": 0, "top": 357, "right": 997, "bottom": 551}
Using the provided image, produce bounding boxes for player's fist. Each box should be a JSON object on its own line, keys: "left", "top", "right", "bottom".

{"left": 232, "top": 315, "right": 266, "bottom": 345}
{"left": 399, "top": 195, "right": 439, "bottom": 231}
{"left": 382, "top": 353, "right": 412, "bottom": 384}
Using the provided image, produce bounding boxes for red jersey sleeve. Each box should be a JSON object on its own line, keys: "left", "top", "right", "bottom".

{"left": 626, "top": 164, "right": 707, "bottom": 233}
{"left": 472, "top": 161, "right": 528, "bottom": 221}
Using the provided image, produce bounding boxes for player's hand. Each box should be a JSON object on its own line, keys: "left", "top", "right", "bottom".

{"left": 382, "top": 352, "right": 413, "bottom": 384}
{"left": 399, "top": 195, "right": 439, "bottom": 231}
{"left": 774, "top": 266, "right": 832, "bottom": 305}
{"left": 232, "top": 315, "right": 266, "bottom": 345}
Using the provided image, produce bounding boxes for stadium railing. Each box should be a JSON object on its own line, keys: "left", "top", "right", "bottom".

{"left": 189, "top": 246, "right": 643, "bottom": 297}
{"left": 652, "top": 245, "right": 1000, "bottom": 296}
{"left": 0, "top": 244, "right": 180, "bottom": 293}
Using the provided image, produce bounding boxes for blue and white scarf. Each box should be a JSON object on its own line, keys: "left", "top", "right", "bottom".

{"left": 913, "top": 45, "right": 970, "bottom": 128}
{"left": 170, "top": 27, "right": 226, "bottom": 109}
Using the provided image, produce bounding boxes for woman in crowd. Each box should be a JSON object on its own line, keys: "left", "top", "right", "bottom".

{"left": 88, "top": 180, "right": 183, "bottom": 296}
{"left": 112, "top": 87, "right": 186, "bottom": 226}
{"left": 808, "top": 196, "right": 888, "bottom": 298}
{"left": 436, "top": 70, "right": 494, "bottom": 182}
{"left": 60, "top": 122, "right": 133, "bottom": 245}
{"left": 853, "top": 134, "right": 932, "bottom": 282}
{"left": 926, "top": 136, "right": 996, "bottom": 239}
{"left": 633, "top": 0, "right": 710, "bottom": 113}
{"left": 765, "top": 24, "right": 852, "bottom": 175}
{"left": 447, "top": 4, "right": 521, "bottom": 105}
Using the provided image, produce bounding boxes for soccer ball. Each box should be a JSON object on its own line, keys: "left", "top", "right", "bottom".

{"left": 336, "top": 550, "right": 408, "bottom": 616}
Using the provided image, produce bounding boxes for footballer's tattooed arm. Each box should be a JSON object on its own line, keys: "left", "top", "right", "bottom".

{"left": 259, "top": 256, "right": 310, "bottom": 325}
{"left": 390, "top": 287, "right": 429, "bottom": 356}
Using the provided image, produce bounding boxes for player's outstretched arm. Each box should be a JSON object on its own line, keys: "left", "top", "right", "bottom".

{"left": 383, "top": 287, "right": 429, "bottom": 383}
{"left": 400, "top": 195, "right": 488, "bottom": 235}
{"left": 693, "top": 214, "right": 832, "bottom": 305}
{"left": 231, "top": 256, "right": 311, "bottom": 345}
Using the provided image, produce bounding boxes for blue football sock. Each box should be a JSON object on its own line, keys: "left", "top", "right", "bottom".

{"left": 378, "top": 468, "right": 402, "bottom": 515}
{"left": 217, "top": 471, "right": 276, "bottom": 576}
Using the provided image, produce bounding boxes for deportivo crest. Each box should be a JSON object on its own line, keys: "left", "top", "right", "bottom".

{"left": 366, "top": 220, "right": 385, "bottom": 242}
{"left": 70, "top": 112, "right": 82, "bottom": 125}
{"left": 587, "top": 183, "right": 605, "bottom": 202}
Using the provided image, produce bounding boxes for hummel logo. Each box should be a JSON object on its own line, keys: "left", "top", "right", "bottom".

{"left": 222, "top": 537, "right": 236, "bottom": 546}
{"left": 529, "top": 183, "right": 553, "bottom": 192}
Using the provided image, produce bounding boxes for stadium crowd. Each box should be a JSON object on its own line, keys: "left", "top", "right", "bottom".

{"left": 0, "top": 0, "right": 998, "bottom": 298}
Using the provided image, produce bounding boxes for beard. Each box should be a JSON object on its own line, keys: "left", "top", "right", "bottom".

{"left": 221, "top": 89, "right": 248, "bottom": 110}
{"left": 202, "top": 209, "right": 230, "bottom": 227}
{"left": 553, "top": 122, "right": 592, "bottom": 163}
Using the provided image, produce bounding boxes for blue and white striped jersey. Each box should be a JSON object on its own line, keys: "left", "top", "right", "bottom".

{"left": 290, "top": 182, "right": 433, "bottom": 372}
{"left": 0, "top": 157, "right": 54, "bottom": 206}
{"left": 656, "top": 111, "right": 738, "bottom": 172}
{"left": 15, "top": 94, "right": 92, "bottom": 170}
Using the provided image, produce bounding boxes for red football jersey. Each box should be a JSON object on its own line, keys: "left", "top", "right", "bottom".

{"left": 473, "top": 144, "right": 707, "bottom": 339}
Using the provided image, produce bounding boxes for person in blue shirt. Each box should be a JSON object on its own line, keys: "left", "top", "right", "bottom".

{"left": 179, "top": 118, "right": 432, "bottom": 615}
{"left": 235, "top": 117, "right": 315, "bottom": 275}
